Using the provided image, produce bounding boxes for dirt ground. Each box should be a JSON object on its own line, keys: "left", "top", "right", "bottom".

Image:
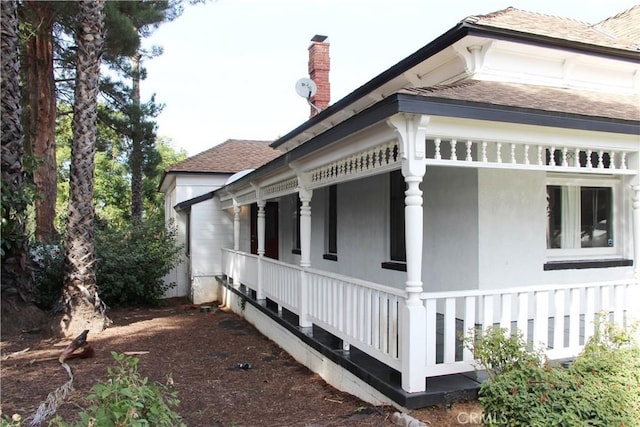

{"left": 1, "top": 299, "right": 483, "bottom": 426}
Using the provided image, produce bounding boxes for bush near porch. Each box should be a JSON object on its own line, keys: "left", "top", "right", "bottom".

{"left": 467, "top": 317, "right": 640, "bottom": 426}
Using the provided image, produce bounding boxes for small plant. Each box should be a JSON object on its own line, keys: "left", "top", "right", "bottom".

{"left": 464, "top": 326, "right": 545, "bottom": 380}
{"left": 465, "top": 316, "right": 640, "bottom": 427}
{"left": 0, "top": 413, "right": 23, "bottom": 427}
{"left": 51, "top": 352, "right": 186, "bottom": 427}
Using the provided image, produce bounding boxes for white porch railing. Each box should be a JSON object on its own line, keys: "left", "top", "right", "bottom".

{"left": 421, "top": 280, "right": 640, "bottom": 377}
{"left": 222, "top": 249, "right": 639, "bottom": 385}
{"left": 222, "top": 249, "right": 404, "bottom": 370}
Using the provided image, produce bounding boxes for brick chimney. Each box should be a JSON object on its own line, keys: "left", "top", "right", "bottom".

{"left": 308, "top": 35, "right": 330, "bottom": 117}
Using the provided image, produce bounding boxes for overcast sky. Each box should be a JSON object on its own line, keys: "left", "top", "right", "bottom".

{"left": 140, "top": 0, "right": 638, "bottom": 156}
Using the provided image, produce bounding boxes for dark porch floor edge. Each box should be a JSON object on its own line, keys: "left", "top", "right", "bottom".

{"left": 215, "top": 276, "right": 483, "bottom": 409}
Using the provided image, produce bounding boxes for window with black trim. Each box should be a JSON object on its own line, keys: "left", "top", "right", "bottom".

{"left": 547, "top": 186, "right": 613, "bottom": 249}
{"left": 545, "top": 175, "right": 625, "bottom": 269}
{"left": 292, "top": 197, "right": 301, "bottom": 254}
{"left": 323, "top": 185, "right": 337, "bottom": 261}
{"left": 389, "top": 170, "right": 406, "bottom": 262}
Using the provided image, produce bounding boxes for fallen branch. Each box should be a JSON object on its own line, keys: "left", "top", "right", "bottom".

{"left": 123, "top": 351, "right": 149, "bottom": 355}
{"left": 1, "top": 347, "right": 30, "bottom": 361}
{"left": 23, "top": 330, "right": 92, "bottom": 426}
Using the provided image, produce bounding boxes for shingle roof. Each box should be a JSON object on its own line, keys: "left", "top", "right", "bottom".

{"left": 465, "top": 6, "right": 640, "bottom": 51}
{"left": 166, "top": 139, "right": 280, "bottom": 174}
{"left": 594, "top": 5, "right": 640, "bottom": 45}
{"left": 402, "top": 81, "right": 640, "bottom": 122}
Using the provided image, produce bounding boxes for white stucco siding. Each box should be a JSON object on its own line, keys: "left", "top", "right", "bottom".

{"left": 333, "top": 174, "right": 404, "bottom": 287}
{"left": 478, "top": 169, "right": 546, "bottom": 289}
{"left": 423, "top": 167, "right": 479, "bottom": 292}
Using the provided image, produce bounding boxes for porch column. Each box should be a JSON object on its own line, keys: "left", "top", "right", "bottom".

{"left": 232, "top": 201, "right": 240, "bottom": 287}
{"left": 257, "top": 200, "right": 266, "bottom": 256}
{"left": 389, "top": 113, "right": 429, "bottom": 393}
{"left": 299, "top": 187, "right": 313, "bottom": 327}
{"left": 632, "top": 185, "right": 640, "bottom": 280}
{"left": 256, "top": 199, "right": 266, "bottom": 299}
{"left": 233, "top": 202, "right": 240, "bottom": 251}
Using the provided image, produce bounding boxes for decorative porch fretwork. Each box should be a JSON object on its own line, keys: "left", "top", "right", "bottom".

{"left": 309, "top": 140, "right": 400, "bottom": 188}
{"left": 263, "top": 176, "right": 299, "bottom": 199}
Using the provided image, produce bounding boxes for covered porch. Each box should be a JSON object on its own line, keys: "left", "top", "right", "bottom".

{"left": 213, "top": 112, "right": 640, "bottom": 406}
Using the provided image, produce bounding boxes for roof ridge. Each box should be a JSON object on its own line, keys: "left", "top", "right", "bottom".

{"left": 464, "top": 6, "right": 592, "bottom": 26}
{"left": 594, "top": 4, "right": 640, "bottom": 26}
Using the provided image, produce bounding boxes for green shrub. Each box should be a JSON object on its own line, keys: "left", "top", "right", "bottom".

{"left": 466, "top": 317, "right": 640, "bottom": 427}
{"left": 95, "top": 220, "right": 183, "bottom": 307}
{"left": 51, "top": 352, "right": 186, "bottom": 427}
{"left": 30, "top": 220, "right": 183, "bottom": 309}
{"left": 31, "top": 242, "right": 65, "bottom": 309}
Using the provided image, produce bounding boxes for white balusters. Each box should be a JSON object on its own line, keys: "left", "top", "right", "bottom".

{"left": 610, "top": 152, "right": 616, "bottom": 170}
{"left": 421, "top": 137, "right": 631, "bottom": 175}
{"left": 598, "top": 150, "right": 604, "bottom": 169}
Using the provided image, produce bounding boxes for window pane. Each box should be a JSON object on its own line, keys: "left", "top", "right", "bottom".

{"left": 327, "top": 185, "right": 337, "bottom": 254}
{"left": 546, "top": 186, "right": 562, "bottom": 249}
{"left": 580, "top": 187, "right": 612, "bottom": 248}
{"left": 390, "top": 170, "right": 406, "bottom": 262}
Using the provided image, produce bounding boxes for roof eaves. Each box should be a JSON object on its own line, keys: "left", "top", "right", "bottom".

{"left": 216, "top": 92, "right": 639, "bottom": 196}
{"left": 269, "top": 22, "right": 470, "bottom": 149}
{"left": 460, "top": 20, "right": 640, "bottom": 61}
{"left": 174, "top": 191, "right": 215, "bottom": 211}
{"left": 396, "top": 92, "right": 640, "bottom": 135}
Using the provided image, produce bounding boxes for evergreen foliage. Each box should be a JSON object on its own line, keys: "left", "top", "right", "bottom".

{"left": 32, "top": 219, "right": 183, "bottom": 309}
{"left": 466, "top": 317, "right": 640, "bottom": 426}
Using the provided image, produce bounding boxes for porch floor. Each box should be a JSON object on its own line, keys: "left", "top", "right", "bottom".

{"left": 217, "top": 276, "right": 486, "bottom": 409}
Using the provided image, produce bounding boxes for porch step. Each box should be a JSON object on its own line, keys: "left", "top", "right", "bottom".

{"left": 217, "top": 276, "right": 485, "bottom": 409}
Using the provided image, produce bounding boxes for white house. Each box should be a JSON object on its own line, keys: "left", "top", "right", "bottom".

{"left": 159, "top": 139, "right": 280, "bottom": 304}
{"left": 164, "top": 7, "right": 639, "bottom": 409}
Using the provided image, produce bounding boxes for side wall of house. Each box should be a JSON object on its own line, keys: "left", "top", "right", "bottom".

{"left": 163, "top": 174, "right": 232, "bottom": 303}
{"left": 190, "top": 197, "right": 234, "bottom": 304}
{"left": 477, "top": 169, "right": 634, "bottom": 289}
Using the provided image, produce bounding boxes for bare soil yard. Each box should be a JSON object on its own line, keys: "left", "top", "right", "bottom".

{"left": 1, "top": 299, "right": 482, "bottom": 426}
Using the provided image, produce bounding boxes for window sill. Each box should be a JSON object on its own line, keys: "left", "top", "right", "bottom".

{"left": 544, "top": 259, "right": 633, "bottom": 271}
{"left": 323, "top": 253, "right": 337, "bottom": 261}
{"left": 381, "top": 261, "right": 407, "bottom": 272}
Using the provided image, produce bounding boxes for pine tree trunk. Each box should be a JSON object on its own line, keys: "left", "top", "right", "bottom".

{"left": 23, "top": 1, "right": 58, "bottom": 241}
{"left": 60, "top": 0, "right": 108, "bottom": 337}
{"left": 130, "top": 51, "right": 143, "bottom": 224}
